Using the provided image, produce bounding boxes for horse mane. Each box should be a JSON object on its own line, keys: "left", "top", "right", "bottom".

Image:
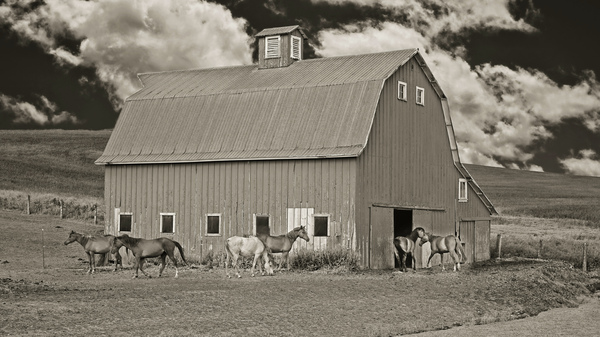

{"left": 118, "top": 234, "right": 141, "bottom": 245}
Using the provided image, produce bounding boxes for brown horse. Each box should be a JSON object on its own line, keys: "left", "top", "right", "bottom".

{"left": 225, "top": 236, "right": 273, "bottom": 278}
{"left": 420, "top": 233, "right": 465, "bottom": 271}
{"left": 393, "top": 227, "right": 426, "bottom": 272}
{"left": 257, "top": 226, "right": 310, "bottom": 271}
{"left": 112, "top": 234, "right": 187, "bottom": 278}
{"left": 64, "top": 231, "right": 123, "bottom": 274}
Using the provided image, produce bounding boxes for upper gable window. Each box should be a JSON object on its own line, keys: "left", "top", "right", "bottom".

{"left": 265, "top": 36, "right": 280, "bottom": 59}
{"left": 291, "top": 36, "right": 301, "bottom": 60}
{"left": 458, "top": 178, "right": 468, "bottom": 202}
{"left": 397, "top": 81, "right": 407, "bottom": 101}
{"left": 416, "top": 86, "right": 425, "bottom": 106}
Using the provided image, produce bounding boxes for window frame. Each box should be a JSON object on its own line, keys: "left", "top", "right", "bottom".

{"left": 416, "top": 86, "right": 425, "bottom": 106}
{"left": 206, "top": 213, "right": 222, "bottom": 236}
{"left": 265, "top": 35, "right": 281, "bottom": 59}
{"left": 118, "top": 212, "right": 133, "bottom": 232}
{"left": 397, "top": 81, "right": 407, "bottom": 101}
{"left": 290, "top": 35, "right": 301, "bottom": 60}
{"left": 458, "top": 178, "right": 468, "bottom": 202}
{"left": 313, "top": 214, "right": 330, "bottom": 237}
{"left": 160, "top": 212, "right": 176, "bottom": 234}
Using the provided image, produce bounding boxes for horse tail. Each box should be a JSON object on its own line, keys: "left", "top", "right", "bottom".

{"left": 174, "top": 241, "right": 187, "bottom": 265}
{"left": 455, "top": 236, "right": 466, "bottom": 263}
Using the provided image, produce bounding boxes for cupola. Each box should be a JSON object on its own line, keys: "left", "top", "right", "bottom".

{"left": 256, "top": 25, "right": 307, "bottom": 69}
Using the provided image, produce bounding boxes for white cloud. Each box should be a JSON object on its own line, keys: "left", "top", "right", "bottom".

{"left": 0, "top": 94, "right": 80, "bottom": 126}
{"left": 1, "top": 0, "right": 252, "bottom": 104}
{"left": 312, "top": 0, "right": 536, "bottom": 35}
{"left": 560, "top": 150, "right": 600, "bottom": 177}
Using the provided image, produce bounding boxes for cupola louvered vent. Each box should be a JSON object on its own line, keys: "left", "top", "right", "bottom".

{"left": 265, "top": 36, "right": 280, "bottom": 59}
{"left": 291, "top": 36, "right": 301, "bottom": 60}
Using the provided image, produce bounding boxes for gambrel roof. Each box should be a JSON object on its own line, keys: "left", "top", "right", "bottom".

{"left": 96, "top": 49, "right": 422, "bottom": 165}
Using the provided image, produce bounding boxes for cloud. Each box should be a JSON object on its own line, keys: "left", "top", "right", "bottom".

{"left": 1, "top": 0, "right": 253, "bottom": 104}
{"left": 560, "top": 150, "right": 600, "bottom": 177}
{"left": 0, "top": 93, "right": 80, "bottom": 126}
{"left": 312, "top": 0, "right": 536, "bottom": 35}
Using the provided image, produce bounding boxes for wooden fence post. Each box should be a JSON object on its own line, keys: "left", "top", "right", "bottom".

{"left": 26, "top": 195, "right": 31, "bottom": 215}
{"left": 496, "top": 234, "right": 502, "bottom": 259}
{"left": 538, "top": 240, "right": 543, "bottom": 258}
{"left": 59, "top": 200, "right": 64, "bottom": 219}
{"left": 583, "top": 242, "right": 588, "bottom": 272}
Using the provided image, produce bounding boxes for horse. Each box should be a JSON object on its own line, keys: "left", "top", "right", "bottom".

{"left": 225, "top": 236, "right": 274, "bottom": 278}
{"left": 393, "top": 227, "right": 426, "bottom": 272}
{"left": 420, "top": 233, "right": 466, "bottom": 271}
{"left": 112, "top": 234, "right": 187, "bottom": 278}
{"left": 257, "top": 226, "right": 310, "bottom": 271}
{"left": 64, "top": 230, "right": 123, "bottom": 274}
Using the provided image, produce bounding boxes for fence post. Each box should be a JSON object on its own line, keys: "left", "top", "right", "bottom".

{"left": 538, "top": 240, "right": 543, "bottom": 258}
{"left": 26, "top": 195, "right": 31, "bottom": 215}
{"left": 583, "top": 242, "right": 588, "bottom": 272}
{"left": 59, "top": 200, "right": 64, "bottom": 219}
{"left": 94, "top": 204, "right": 98, "bottom": 225}
{"left": 496, "top": 234, "right": 502, "bottom": 259}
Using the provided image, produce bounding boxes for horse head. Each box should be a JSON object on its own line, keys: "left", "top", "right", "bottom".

{"left": 419, "top": 233, "right": 431, "bottom": 246}
{"left": 63, "top": 230, "right": 78, "bottom": 245}
{"left": 297, "top": 226, "right": 310, "bottom": 242}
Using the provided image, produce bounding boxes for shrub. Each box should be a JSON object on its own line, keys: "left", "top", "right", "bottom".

{"left": 290, "top": 247, "right": 360, "bottom": 271}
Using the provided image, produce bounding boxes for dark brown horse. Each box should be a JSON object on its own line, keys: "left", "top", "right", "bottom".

{"left": 393, "top": 227, "right": 426, "bottom": 272}
{"left": 112, "top": 234, "right": 186, "bottom": 278}
{"left": 225, "top": 236, "right": 273, "bottom": 278}
{"left": 420, "top": 233, "right": 465, "bottom": 271}
{"left": 64, "top": 231, "right": 123, "bottom": 274}
{"left": 257, "top": 226, "right": 310, "bottom": 271}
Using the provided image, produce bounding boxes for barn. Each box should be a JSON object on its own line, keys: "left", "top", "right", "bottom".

{"left": 96, "top": 25, "right": 497, "bottom": 269}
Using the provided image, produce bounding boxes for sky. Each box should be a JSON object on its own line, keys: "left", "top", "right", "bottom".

{"left": 1, "top": 0, "right": 600, "bottom": 177}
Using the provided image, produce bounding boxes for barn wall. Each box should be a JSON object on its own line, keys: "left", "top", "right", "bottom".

{"left": 355, "top": 57, "right": 490, "bottom": 269}
{"left": 104, "top": 158, "right": 356, "bottom": 259}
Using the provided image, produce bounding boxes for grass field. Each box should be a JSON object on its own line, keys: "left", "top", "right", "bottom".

{"left": 1, "top": 129, "right": 600, "bottom": 269}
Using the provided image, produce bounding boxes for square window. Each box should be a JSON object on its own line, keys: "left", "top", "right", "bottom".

{"left": 207, "top": 214, "right": 221, "bottom": 235}
{"left": 458, "top": 178, "right": 468, "bottom": 202}
{"left": 397, "top": 81, "right": 407, "bottom": 101}
{"left": 119, "top": 213, "right": 132, "bottom": 232}
{"left": 416, "top": 86, "right": 425, "bottom": 106}
{"left": 314, "top": 215, "right": 329, "bottom": 237}
{"left": 265, "top": 36, "right": 280, "bottom": 58}
{"left": 255, "top": 215, "right": 270, "bottom": 236}
{"left": 160, "top": 213, "right": 175, "bottom": 233}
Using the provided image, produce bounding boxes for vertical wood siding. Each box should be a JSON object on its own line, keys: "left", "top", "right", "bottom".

{"left": 104, "top": 158, "right": 356, "bottom": 260}
{"left": 355, "top": 58, "right": 491, "bottom": 268}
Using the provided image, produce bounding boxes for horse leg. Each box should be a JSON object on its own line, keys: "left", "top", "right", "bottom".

{"left": 90, "top": 252, "right": 97, "bottom": 274}
{"left": 232, "top": 254, "right": 241, "bottom": 278}
{"left": 449, "top": 250, "right": 460, "bottom": 272}
{"left": 440, "top": 253, "right": 445, "bottom": 271}
{"left": 132, "top": 257, "right": 141, "bottom": 278}
{"left": 158, "top": 253, "right": 167, "bottom": 277}
{"left": 281, "top": 252, "right": 289, "bottom": 271}
{"left": 114, "top": 250, "right": 122, "bottom": 271}
{"left": 411, "top": 252, "right": 417, "bottom": 271}
{"left": 401, "top": 252, "right": 407, "bottom": 272}
{"left": 250, "top": 254, "right": 259, "bottom": 277}
{"left": 139, "top": 258, "right": 151, "bottom": 278}
{"left": 86, "top": 252, "right": 93, "bottom": 274}
{"left": 166, "top": 250, "right": 179, "bottom": 278}
{"left": 393, "top": 248, "right": 402, "bottom": 271}
{"left": 427, "top": 253, "right": 435, "bottom": 269}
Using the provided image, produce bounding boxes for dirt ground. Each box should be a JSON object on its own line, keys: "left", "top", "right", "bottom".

{"left": 1, "top": 210, "right": 599, "bottom": 336}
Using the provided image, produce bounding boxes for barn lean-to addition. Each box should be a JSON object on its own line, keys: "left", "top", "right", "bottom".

{"left": 96, "top": 25, "right": 497, "bottom": 269}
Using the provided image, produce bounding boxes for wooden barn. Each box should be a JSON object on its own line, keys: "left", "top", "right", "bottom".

{"left": 96, "top": 25, "right": 497, "bottom": 269}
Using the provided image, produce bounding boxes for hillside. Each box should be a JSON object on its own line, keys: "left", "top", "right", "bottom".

{"left": 1, "top": 130, "right": 600, "bottom": 225}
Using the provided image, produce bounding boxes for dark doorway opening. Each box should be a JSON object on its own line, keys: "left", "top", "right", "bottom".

{"left": 393, "top": 209, "right": 413, "bottom": 268}
{"left": 256, "top": 215, "right": 270, "bottom": 236}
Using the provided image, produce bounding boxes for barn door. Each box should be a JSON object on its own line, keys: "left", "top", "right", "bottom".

{"left": 370, "top": 207, "right": 394, "bottom": 269}
{"left": 459, "top": 221, "right": 475, "bottom": 264}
